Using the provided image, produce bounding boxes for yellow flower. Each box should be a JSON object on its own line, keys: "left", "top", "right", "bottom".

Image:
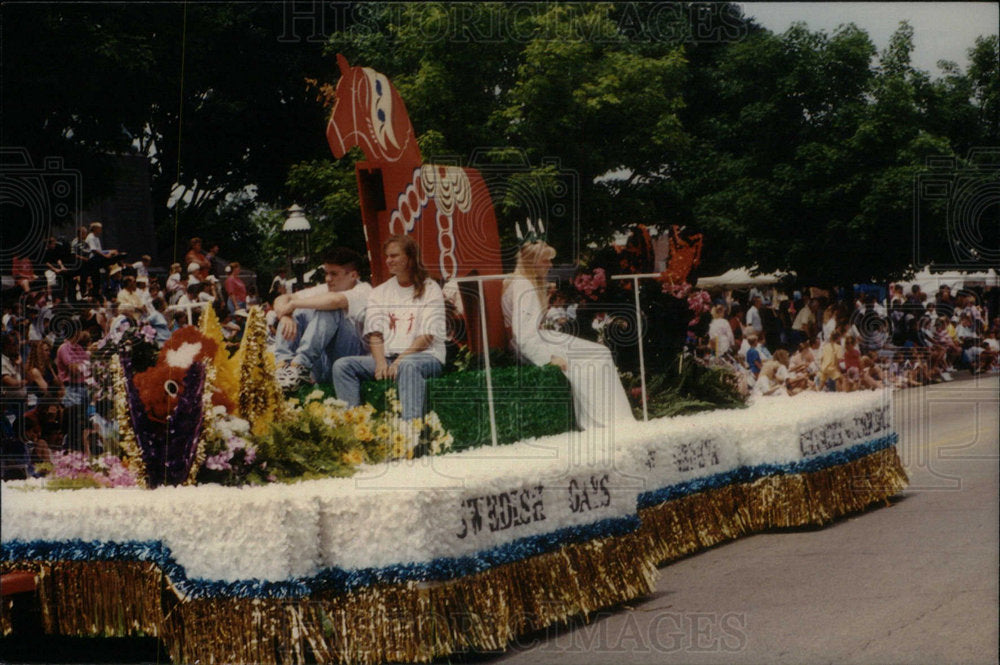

{"left": 341, "top": 448, "right": 365, "bottom": 466}
{"left": 390, "top": 431, "right": 408, "bottom": 459}
{"left": 306, "top": 401, "right": 325, "bottom": 418}
{"left": 375, "top": 423, "right": 391, "bottom": 440}
{"left": 353, "top": 423, "right": 374, "bottom": 442}
{"left": 343, "top": 409, "right": 355, "bottom": 424}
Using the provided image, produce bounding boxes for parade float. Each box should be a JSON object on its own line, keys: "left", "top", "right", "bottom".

{"left": 0, "top": 58, "right": 907, "bottom": 664}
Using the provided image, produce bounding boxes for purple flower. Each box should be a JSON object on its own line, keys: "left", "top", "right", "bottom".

{"left": 205, "top": 450, "right": 234, "bottom": 471}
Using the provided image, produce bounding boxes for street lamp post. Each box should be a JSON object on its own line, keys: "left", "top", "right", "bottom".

{"left": 282, "top": 204, "right": 312, "bottom": 292}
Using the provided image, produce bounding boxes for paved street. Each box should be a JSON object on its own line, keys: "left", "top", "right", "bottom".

{"left": 488, "top": 374, "right": 999, "bottom": 665}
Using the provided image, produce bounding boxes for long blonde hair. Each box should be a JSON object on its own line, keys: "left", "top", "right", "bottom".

{"left": 505, "top": 241, "right": 556, "bottom": 308}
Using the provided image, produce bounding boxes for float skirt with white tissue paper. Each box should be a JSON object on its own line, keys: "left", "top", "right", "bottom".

{"left": 1, "top": 391, "right": 905, "bottom": 664}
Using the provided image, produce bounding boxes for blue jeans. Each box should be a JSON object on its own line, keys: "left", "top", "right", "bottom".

{"left": 332, "top": 352, "right": 443, "bottom": 421}
{"left": 273, "top": 309, "right": 364, "bottom": 384}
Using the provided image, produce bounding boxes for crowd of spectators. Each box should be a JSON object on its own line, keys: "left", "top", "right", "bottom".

{"left": 4, "top": 224, "right": 1000, "bottom": 475}
{"left": 2, "top": 228, "right": 258, "bottom": 479}
{"left": 689, "top": 283, "right": 1000, "bottom": 400}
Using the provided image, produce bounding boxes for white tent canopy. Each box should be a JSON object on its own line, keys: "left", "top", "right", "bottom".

{"left": 905, "top": 267, "right": 999, "bottom": 295}
{"left": 695, "top": 267, "right": 793, "bottom": 289}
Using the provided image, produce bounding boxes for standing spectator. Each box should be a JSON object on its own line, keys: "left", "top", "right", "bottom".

{"left": 728, "top": 302, "right": 744, "bottom": 346}
{"left": 745, "top": 334, "right": 763, "bottom": 378}
{"left": 708, "top": 304, "right": 735, "bottom": 357}
{"left": 184, "top": 237, "right": 211, "bottom": 273}
{"left": 935, "top": 285, "right": 956, "bottom": 319}
{"left": 206, "top": 243, "right": 226, "bottom": 277}
{"left": 745, "top": 295, "right": 764, "bottom": 337}
{"left": 791, "top": 297, "right": 817, "bottom": 347}
{"left": 224, "top": 261, "right": 248, "bottom": 314}
{"left": 85, "top": 222, "right": 119, "bottom": 261}
{"left": 760, "top": 297, "right": 781, "bottom": 351}
{"left": 819, "top": 329, "right": 843, "bottom": 391}
{"left": 56, "top": 327, "right": 93, "bottom": 453}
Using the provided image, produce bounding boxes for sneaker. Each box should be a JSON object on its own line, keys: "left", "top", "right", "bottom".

{"left": 940, "top": 371, "right": 953, "bottom": 382}
{"left": 276, "top": 363, "right": 313, "bottom": 393}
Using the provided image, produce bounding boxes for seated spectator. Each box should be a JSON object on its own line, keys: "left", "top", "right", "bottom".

{"left": 246, "top": 285, "right": 260, "bottom": 308}
{"left": 20, "top": 410, "right": 51, "bottom": 470}
{"left": 2, "top": 331, "right": 28, "bottom": 415}
{"left": 11, "top": 254, "right": 38, "bottom": 294}
{"left": 753, "top": 359, "right": 788, "bottom": 398}
{"left": 859, "top": 355, "right": 885, "bottom": 390}
{"left": 187, "top": 261, "right": 205, "bottom": 285}
{"left": 104, "top": 263, "right": 123, "bottom": 301}
{"left": 842, "top": 334, "right": 862, "bottom": 391}
{"left": 166, "top": 262, "right": 186, "bottom": 304}
{"left": 117, "top": 275, "right": 145, "bottom": 311}
{"left": 147, "top": 297, "right": 171, "bottom": 346}
{"left": 785, "top": 345, "right": 814, "bottom": 394}
{"left": 25, "top": 339, "right": 63, "bottom": 408}
{"left": 132, "top": 255, "right": 152, "bottom": 280}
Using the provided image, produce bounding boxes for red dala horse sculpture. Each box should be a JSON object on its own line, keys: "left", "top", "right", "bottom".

{"left": 326, "top": 54, "right": 506, "bottom": 350}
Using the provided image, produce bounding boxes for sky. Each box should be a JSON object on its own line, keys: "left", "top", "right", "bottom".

{"left": 742, "top": 2, "right": 998, "bottom": 74}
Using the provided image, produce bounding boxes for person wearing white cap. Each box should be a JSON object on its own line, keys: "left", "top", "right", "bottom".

{"left": 187, "top": 261, "right": 204, "bottom": 285}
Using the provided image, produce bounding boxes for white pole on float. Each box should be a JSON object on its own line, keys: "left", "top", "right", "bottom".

{"left": 452, "top": 274, "right": 510, "bottom": 447}
{"left": 611, "top": 272, "right": 662, "bottom": 422}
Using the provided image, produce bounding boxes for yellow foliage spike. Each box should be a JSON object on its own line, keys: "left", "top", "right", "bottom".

{"left": 197, "top": 305, "right": 241, "bottom": 406}
{"left": 237, "top": 305, "right": 284, "bottom": 431}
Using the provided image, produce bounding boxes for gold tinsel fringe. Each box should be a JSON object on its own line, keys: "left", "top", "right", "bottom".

{"left": 640, "top": 446, "right": 909, "bottom": 565}
{"left": 2, "top": 448, "right": 905, "bottom": 662}
{"left": 2, "top": 532, "right": 656, "bottom": 665}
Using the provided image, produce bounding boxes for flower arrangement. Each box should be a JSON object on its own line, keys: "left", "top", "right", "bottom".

{"left": 195, "top": 410, "right": 261, "bottom": 486}
{"left": 39, "top": 450, "right": 138, "bottom": 490}
{"left": 573, "top": 267, "right": 607, "bottom": 301}
{"left": 687, "top": 289, "right": 712, "bottom": 325}
{"left": 241, "top": 388, "right": 454, "bottom": 484}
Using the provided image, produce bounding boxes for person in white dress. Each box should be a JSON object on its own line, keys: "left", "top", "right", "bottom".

{"left": 502, "top": 241, "right": 634, "bottom": 430}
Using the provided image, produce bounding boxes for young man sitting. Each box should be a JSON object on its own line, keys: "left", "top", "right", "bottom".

{"left": 273, "top": 247, "right": 372, "bottom": 392}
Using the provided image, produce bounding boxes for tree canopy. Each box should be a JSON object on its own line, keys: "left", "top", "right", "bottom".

{"left": 4, "top": 2, "right": 995, "bottom": 284}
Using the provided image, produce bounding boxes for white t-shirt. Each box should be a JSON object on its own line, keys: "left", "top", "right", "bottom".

{"left": 85, "top": 233, "right": 103, "bottom": 255}
{"left": 363, "top": 277, "right": 446, "bottom": 364}
{"left": 295, "top": 281, "right": 373, "bottom": 336}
